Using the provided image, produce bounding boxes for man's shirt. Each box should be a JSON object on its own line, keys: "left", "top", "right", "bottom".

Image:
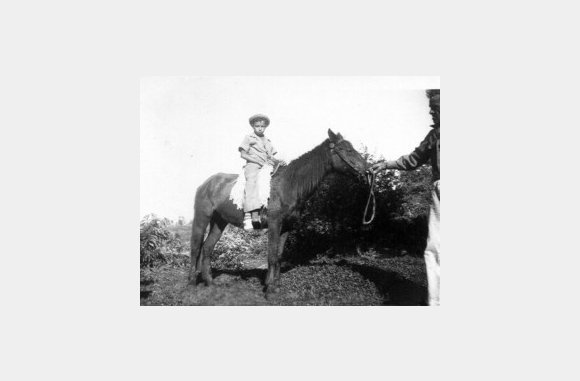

{"left": 386, "top": 128, "right": 440, "bottom": 181}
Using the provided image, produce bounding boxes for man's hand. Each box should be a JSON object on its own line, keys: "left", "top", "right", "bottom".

{"left": 371, "top": 161, "right": 388, "bottom": 174}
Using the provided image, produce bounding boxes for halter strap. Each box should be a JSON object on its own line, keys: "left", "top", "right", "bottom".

{"left": 330, "top": 144, "right": 375, "bottom": 225}
{"left": 362, "top": 171, "right": 376, "bottom": 225}
{"left": 331, "top": 145, "right": 359, "bottom": 173}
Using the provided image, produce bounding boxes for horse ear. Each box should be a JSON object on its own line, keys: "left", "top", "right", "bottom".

{"left": 328, "top": 129, "right": 338, "bottom": 142}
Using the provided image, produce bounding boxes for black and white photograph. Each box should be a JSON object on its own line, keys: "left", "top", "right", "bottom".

{"left": 6, "top": 0, "right": 580, "bottom": 379}
{"left": 140, "top": 77, "right": 440, "bottom": 306}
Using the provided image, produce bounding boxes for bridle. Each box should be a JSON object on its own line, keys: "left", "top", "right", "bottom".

{"left": 329, "top": 142, "right": 359, "bottom": 173}
{"left": 330, "top": 142, "right": 376, "bottom": 225}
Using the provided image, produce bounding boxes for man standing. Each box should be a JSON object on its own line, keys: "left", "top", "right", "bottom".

{"left": 372, "top": 90, "right": 440, "bottom": 306}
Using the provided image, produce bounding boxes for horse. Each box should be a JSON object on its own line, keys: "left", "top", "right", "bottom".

{"left": 189, "top": 129, "right": 369, "bottom": 295}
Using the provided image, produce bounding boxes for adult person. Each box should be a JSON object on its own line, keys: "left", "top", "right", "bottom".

{"left": 372, "top": 90, "right": 440, "bottom": 306}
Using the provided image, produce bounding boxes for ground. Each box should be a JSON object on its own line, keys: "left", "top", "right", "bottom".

{"left": 140, "top": 233, "right": 427, "bottom": 306}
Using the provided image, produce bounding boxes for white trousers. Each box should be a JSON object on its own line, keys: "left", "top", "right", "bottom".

{"left": 425, "top": 180, "right": 440, "bottom": 306}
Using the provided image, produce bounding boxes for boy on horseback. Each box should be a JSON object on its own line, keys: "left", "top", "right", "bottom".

{"left": 239, "top": 114, "right": 285, "bottom": 229}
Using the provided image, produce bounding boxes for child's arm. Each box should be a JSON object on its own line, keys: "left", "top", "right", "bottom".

{"left": 265, "top": 141, "right": 286, "bottom": 166}
{"left": 268, "top": 140, "right": 286, "bottom": 167}
{"left": 239, "top": 148, "right": 265, "bottom": 166}
{"left": 268, "top": 153, "right": 286, "bottom": 166}
{"left": 239, "top": 135, "right": 265, "bottom": 166}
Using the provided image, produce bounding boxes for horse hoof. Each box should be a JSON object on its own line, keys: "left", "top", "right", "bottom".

{"left": 188, "top": 273, "right": 202, "bottom": 285}
{"left": 265, "top": 285, "right": 280, "bottom": 299}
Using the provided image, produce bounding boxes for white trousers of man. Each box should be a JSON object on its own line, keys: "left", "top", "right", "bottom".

{"left": 425, "top": 180, "right": 440, "bottom": 306}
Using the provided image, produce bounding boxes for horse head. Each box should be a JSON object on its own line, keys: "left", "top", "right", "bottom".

{"left": 327, "top": 129, "right": 368, "bottom": 178}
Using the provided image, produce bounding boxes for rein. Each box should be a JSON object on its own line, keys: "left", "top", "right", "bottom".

{"left": 330, "top": 143, "right": 376, "bottom": 225}
{"left": 362, "top": 170, "right": 376, "bottom": 225}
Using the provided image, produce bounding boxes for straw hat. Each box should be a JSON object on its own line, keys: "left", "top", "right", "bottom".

{"left": 248, "top": 114, "right": 270, "bottom": 127}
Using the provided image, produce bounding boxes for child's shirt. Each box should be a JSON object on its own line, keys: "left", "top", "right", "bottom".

{"left": 239, "top": 132, "right": 277, "bottom": 166}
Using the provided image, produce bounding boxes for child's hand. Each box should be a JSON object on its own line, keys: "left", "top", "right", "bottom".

{"left": 270, "top": 158, "right": 286, "bottom": 166}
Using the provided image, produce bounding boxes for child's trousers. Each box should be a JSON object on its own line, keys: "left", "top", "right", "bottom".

{"left": 243, "top": 163, "right": 263, "bottom": 212}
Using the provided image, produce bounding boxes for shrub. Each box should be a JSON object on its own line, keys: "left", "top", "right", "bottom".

{"left": 286, "top": 146, "right": 433, "bottom": 259}
{"left": 211, "top": 226, "right": 268, "bottom": 270}
{"left": 140, "top": 214, "right": 186, "bottom": 267}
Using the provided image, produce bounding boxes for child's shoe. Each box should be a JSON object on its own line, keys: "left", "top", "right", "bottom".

{"left": 243, "top": 214, "right": 253, "bottom": 230}
{"left": 251, "top": 210, "right": 261, "bottom": 230}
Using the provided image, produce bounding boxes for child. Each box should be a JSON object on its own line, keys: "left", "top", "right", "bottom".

{"left": 239, "top": 114, "right": 284, "bottom": 229}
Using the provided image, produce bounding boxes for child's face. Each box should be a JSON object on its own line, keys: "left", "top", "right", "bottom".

{"left": 252, "top": 120, "right": 267, "bottom": 136}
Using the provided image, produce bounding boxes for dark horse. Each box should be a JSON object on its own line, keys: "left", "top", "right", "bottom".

{"left": 189, "top": 129, "right": 368, "bottom": 295}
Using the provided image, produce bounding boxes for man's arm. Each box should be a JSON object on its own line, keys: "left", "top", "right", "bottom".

{"left": 372, "top": 130, "right": 434, "bottom": 173}
{"left": 385, "top": 143, "right": 430, "bottom": 170}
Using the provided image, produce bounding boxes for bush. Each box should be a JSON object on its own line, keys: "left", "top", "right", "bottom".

{"left": 140, "top": 214, "right": 187, "bottom": 267}
{"left": 212, "top": 226, "right": 268, "bottom": 270}
{"left": 286, "top": 146, "right": 433, "bottom": 260}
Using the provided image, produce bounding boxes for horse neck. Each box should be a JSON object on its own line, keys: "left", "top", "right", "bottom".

{"left": 281, "top": 140, "right": 333, "bottom": 203}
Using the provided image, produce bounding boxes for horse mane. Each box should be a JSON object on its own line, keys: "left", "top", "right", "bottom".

{"left": 277, "top": 139, "right": 332, "bottom": 202}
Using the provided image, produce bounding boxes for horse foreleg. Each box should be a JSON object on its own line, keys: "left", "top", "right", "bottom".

{"left": 200, "top": 216, "right": 228, "bottom": 286}
{"left": 265, "top": 222, "right": 281, "bottom": 293}
{"left": 274, "top": 231, "right": 289, "bottom": 283}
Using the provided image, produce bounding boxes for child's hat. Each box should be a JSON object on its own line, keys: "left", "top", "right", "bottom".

{"left": 249, "top": 114, "right": 270, "bottom": 127}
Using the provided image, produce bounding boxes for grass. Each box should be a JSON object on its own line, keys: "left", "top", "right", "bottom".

{"left": 141, "top": 225, "right": 427, "bottom": 306}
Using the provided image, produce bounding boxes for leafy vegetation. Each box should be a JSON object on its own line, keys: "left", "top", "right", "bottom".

{"left": 285, "top": 147, "right": 432, "bottom": 262}
{"left": 140, "top": 214, "right": 188, "bottom": 267}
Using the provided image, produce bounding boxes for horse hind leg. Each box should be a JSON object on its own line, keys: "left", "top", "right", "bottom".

{"left": 189, "top": 210, "right": 211, "bottom": 285}
{"left": 200, "top": 214, "right": 228, "bottom": 286}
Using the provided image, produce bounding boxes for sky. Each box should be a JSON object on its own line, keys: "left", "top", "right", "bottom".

{"left": 140, "top": 76, "right": 439, "bottom": 221}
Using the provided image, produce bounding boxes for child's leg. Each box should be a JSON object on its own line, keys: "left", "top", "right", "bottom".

{"left": 243, "top": 163, "right": 262, "bottom": 213}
